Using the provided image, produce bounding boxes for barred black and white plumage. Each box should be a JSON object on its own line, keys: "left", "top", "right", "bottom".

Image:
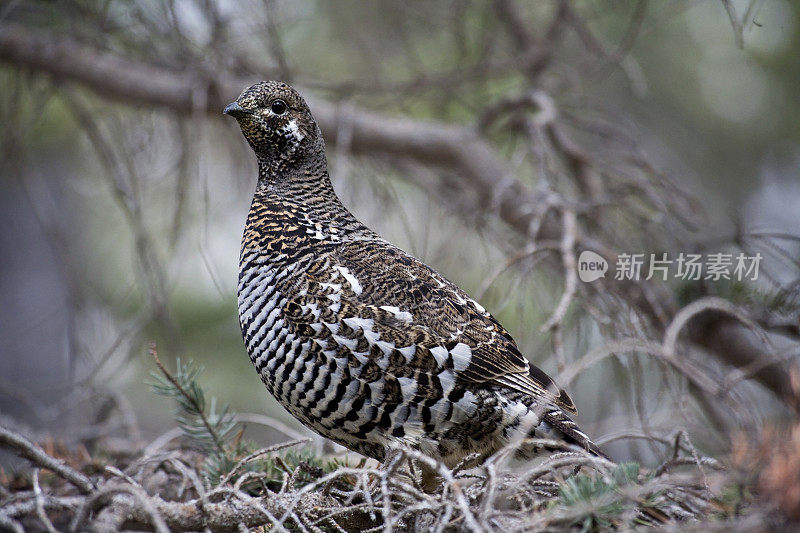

{"left": 225, "top": 81, "right": 604, "bottom": 467}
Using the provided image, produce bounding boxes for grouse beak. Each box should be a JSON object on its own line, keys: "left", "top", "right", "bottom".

{"left": 223, "top": 101, "right": 250, "bottom": 119}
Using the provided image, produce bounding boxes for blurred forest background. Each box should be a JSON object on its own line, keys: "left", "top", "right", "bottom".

{"left": 1, "top": 0, "right": 800, "bottom": 529}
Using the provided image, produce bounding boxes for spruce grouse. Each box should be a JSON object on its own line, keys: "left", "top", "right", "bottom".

{"left": 225, "top": 81, "right": 602, "bottom": 467}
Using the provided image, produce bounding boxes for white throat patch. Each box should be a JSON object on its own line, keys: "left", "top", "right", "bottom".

{"left": 285, "top": 120, "right": 305, "bottom": 142}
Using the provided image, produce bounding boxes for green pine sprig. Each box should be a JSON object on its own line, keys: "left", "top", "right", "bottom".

{"left": 557, "top": 462, "right": 663, "bottom": 531}
{"left": 148, "top": 345, "right": 237, "bottom": 477}
{"left": 147, "top": 345, "right": 338, "bottom": 490}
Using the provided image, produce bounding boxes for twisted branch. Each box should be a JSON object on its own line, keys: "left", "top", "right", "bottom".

{"left": 0, "top": 23, "right": 794, "bottom": 404}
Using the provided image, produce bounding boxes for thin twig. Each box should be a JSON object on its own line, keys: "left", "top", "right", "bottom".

{"left": 0, "top": 425, "right": 95, "bottom": 494}
{"left": 217, "top": 439, "right": 311, "bottom": 487}
{"left": 32, "top": 469, "right": 58, "bottom": 533}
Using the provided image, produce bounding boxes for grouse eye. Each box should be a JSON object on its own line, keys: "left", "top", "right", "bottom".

{"left": 270, "top": 100, "right": 287, "bottom": 115}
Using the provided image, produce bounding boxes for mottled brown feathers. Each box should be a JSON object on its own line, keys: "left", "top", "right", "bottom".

{"left": 228, "top": 81, "right": 603, "bottom": 467}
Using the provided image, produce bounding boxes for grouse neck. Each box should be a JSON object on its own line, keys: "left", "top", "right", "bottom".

{"left": 256, "top": 154, "right": 337, "bottom": 196}
{"left": 253, "top": 158, "right": 363, "bottom": 231}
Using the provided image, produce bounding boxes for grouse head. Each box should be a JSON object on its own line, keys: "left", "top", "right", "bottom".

{"left": 224, "top": 81, "right": 321, "bottom": 167}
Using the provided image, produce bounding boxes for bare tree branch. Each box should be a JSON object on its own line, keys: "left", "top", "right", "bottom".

{"left": 0, "top": 23, "right": 795, "bottom": 405}
{"left": 0, "top": 425, "right": 95, "bottom": 494}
